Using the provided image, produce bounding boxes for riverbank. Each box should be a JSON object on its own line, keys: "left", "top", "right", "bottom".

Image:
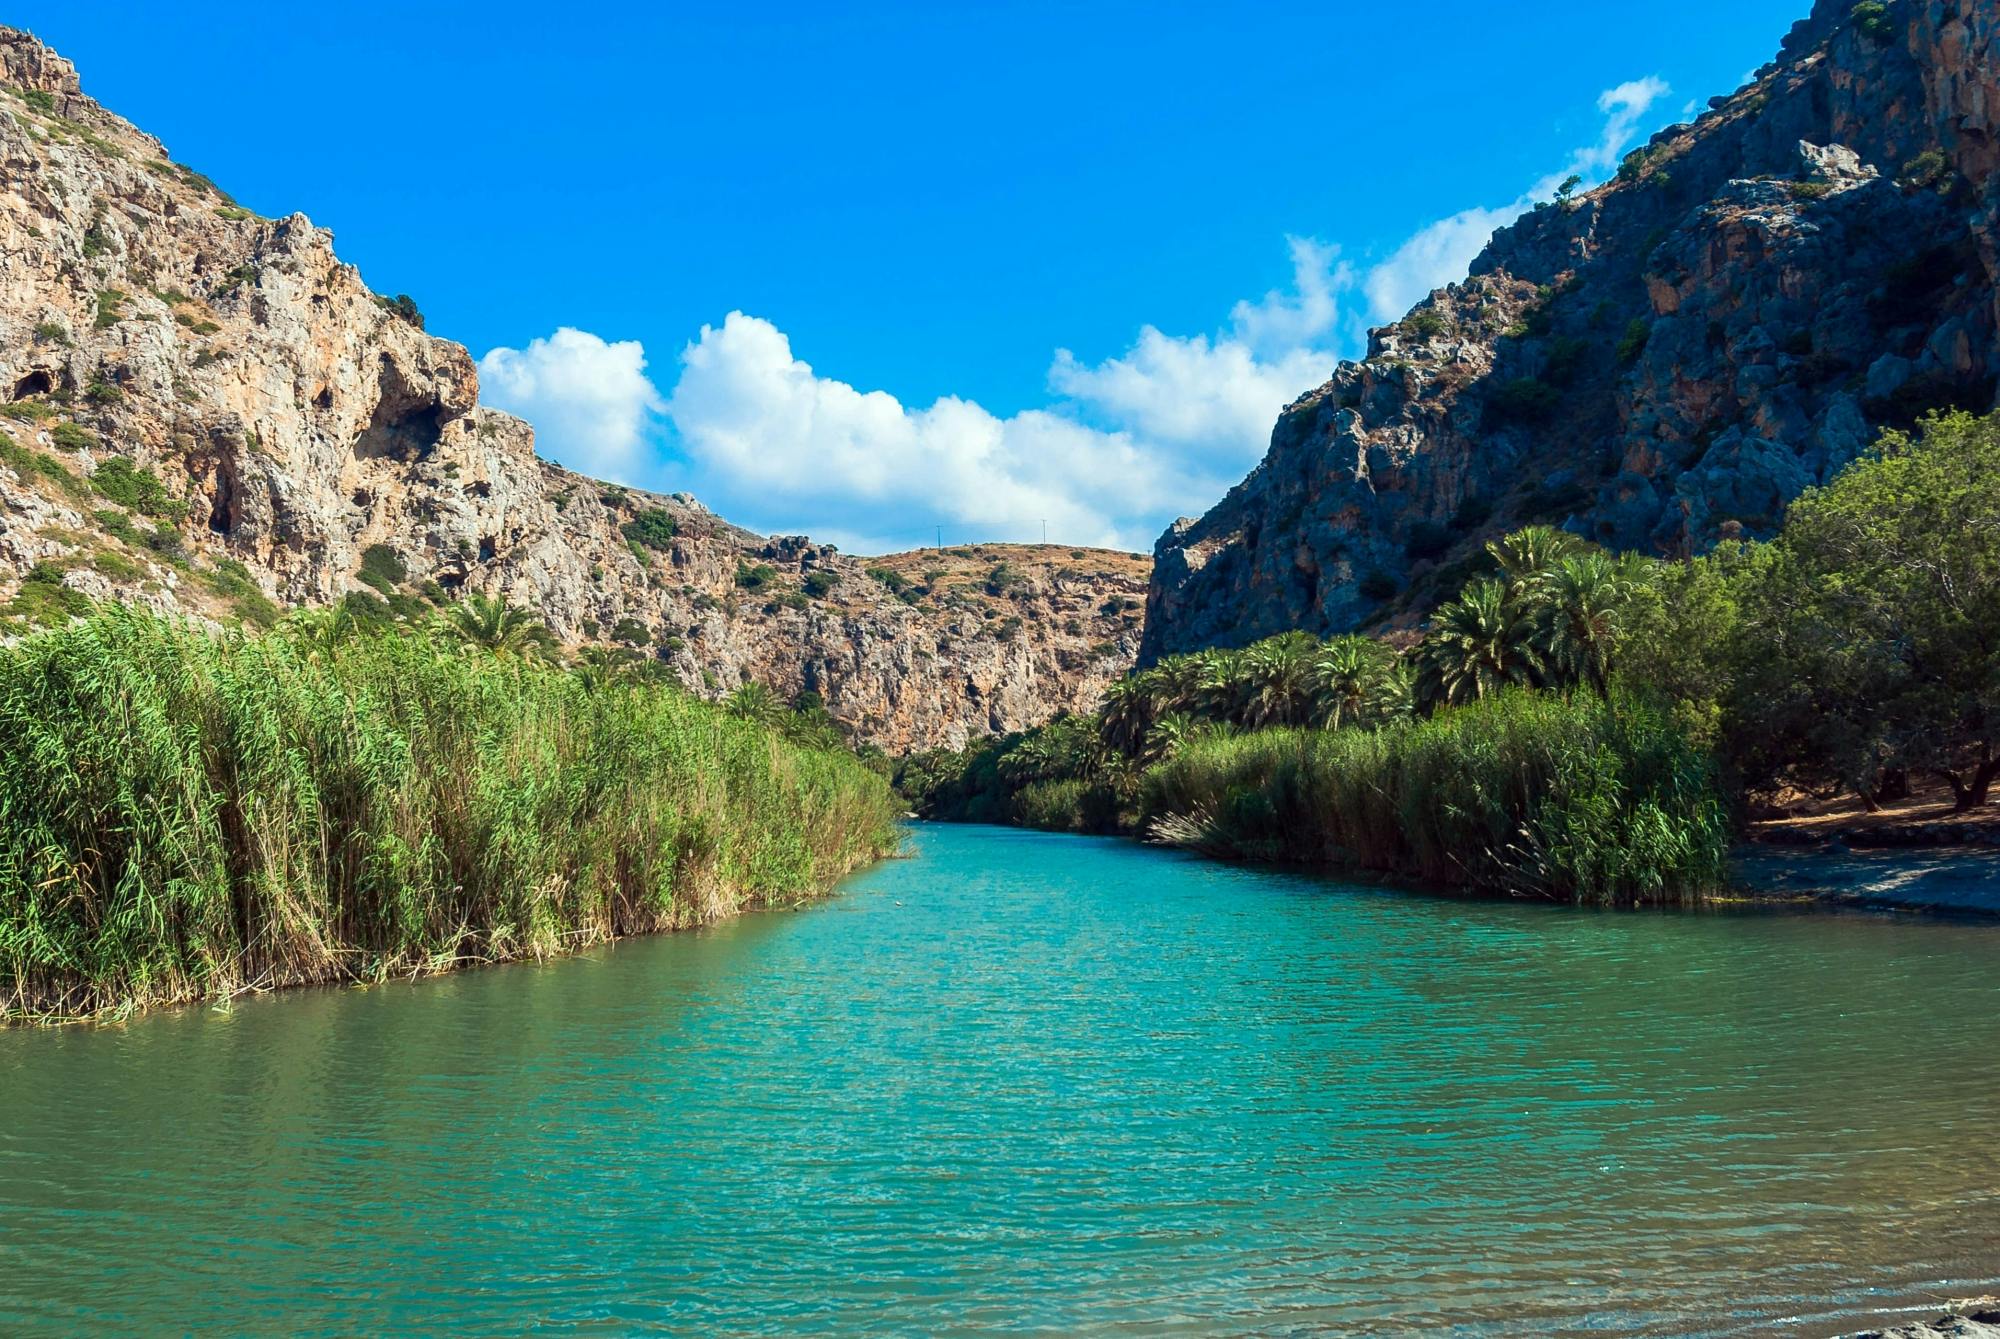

{"left": 0, "top": 607, "right": 901, "bottom": 1023}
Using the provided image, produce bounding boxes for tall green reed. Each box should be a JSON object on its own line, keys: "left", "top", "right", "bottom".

{"left": 0, "top": 606, "right": 900, "bottom": 1021}
{"left": 1141, "top": 689, "right": 1728, "bottom": 904}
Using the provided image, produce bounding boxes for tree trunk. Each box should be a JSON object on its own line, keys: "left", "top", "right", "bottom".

{"left": 1940, "top": 748, "right": 2000, "bottom": 813}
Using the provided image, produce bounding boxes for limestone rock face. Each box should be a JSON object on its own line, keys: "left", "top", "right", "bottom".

{"left": 0, "top": 28, "right": 1143, "bottom": 750}
{"left": 1143, "top": 0, "right": 2000, "bottom": 659}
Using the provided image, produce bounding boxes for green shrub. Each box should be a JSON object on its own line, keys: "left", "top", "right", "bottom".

{"left": 374, "top": 293, "right": 424, "bottom": 329}
{"left": 866, "top": 566, "right": 910, "bottom": 594}
{"left": 1357, "top": 571, "right": 1399, "bottom": 603}
{"left": 198, "top": 558, "right": 281, "bottom": 628}
{"left": 735, "top": 562, "right": 778, "bottom": 591}
{"left": 31, "top": 321, "right": 68, "bottom": 346}
{"left": 91, "top": 457, "right": 184, "bottom": 520}
{"left": 1850, "top": 1, "right": 1892, "bottom": 41}
{"left": 21, "top": 89, "right": 55, "bottom": 114}
{"left": 620, "top": 508, "right": 677, "bottom": 551}
{"left": 611, "top": 617, "right": 653, "bottom": 646}
{"left": 1012, "top": 779, "right": 1109, "bottom": 833}
{"left": 93, "top": 289, "right": 125, "bottom": 329}
{"left": 50, "top": 422, "right": 97, "bottom": 452}
{"left": 802, "top": 570, "right": 838, "bottom": 599}
{"left": 355, "top": 543, "right": 407, "bottom": 594}
{"left": 1616, "top": 319, "right": 1651, "bottom": 365}
{"left": 0, "top": 433, "right": 89, "bottom": 500}
{"left": 1487, "top": 377, "right": 1561, "bottom": 425}
{"left": 1901, "top": 147, "right": 1950, "bottom": 190}
{"left": 985, "top": 562, "right": 1024, "bottom": 596}
{"left": 84, "top": 376, "right": 123, "bottom": 404}
{"left": 5, "top": 564, "right": 92, "bottom": 628}
{"left": 0, "top": 607, "right": 900, "bottom": 1020}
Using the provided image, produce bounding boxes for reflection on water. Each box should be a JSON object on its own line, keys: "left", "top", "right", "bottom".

{"left": 2, "top": 824, "right": 1997, "bottom": 1336}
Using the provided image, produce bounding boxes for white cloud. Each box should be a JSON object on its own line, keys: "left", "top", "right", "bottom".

{"left": 1048, "top": 235, "right": 1345, "bottom": 466}
{"left": 664, "top": 312, "right": 1224, "bottom": 552}
{"left": 477, "top": 328, "right": 664, "bottom": 482}
{"left": 1363, "top": 75, "right": 1669, "bottom": 323}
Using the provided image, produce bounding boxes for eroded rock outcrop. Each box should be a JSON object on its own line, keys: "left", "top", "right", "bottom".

{"left": 1144, "top": 0, "right": 2000, "bottom": 658}
{"left": 0, "top": 27, "right": 1144, "bottom": 751}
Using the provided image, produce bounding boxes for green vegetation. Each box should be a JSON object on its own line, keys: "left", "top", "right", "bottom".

{"left": 1487, "top": 377, "right": 1560, "bottom": 425}
{"left": 620, "top": 508, "right": 677, "bottom": 551}
{"left": 91, "top": 457, "right": 185, "bottom": 521}
{"left": 735, "top": 562, "right": 779, "bottom": 592}
{"left": 4, "top": 563, "right": 93, "bottom": 628}
{"left": 93, "top": 289, "right": 125, "bottom": 329}
{"left": 1144, "top": 693, "right": 1725, "bottom": 902}
{"left": 49, "top": 421, "right": 96, "bottom": 451}
{"left": 0, "top": 432, "right": 89, "bottom": 501}
{"left": 1850, "top": 1, "right": 1893, "bottom": 41}
{"left": 802, "top": 570, "right": 838, "bottom": 599}
{"left": 374, "top": 293, "right": 424, "bottom": 329}
{"left": 1616, "top": 318, "right": 1651, "bottom": 364}
{"left": 1901, "top": 147, "right": 1951, "bottom": 191}
{"left": 31, "top": 321, "right": 68, "bottom": 346}
{"left": 21, "top": 89, "right": 54, "bottom": 114}
{"left": 0, "top": 605, "right": 899, "bottom": 1020}
{"left": 905, "top": 412, "right": 2000, "bottom": 899}
{"left": 197, "top": 557, "right": 281, "bottom": 628}
{"left": 356, "top": 543, "right": 408, "bottom": 594}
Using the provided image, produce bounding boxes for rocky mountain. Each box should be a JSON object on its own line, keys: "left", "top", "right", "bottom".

{"left": 1143, "top": 0, "right": 2000, "bottom": 658}
{"left": 0, "top": 27, "right": 1144, "bottom": 752}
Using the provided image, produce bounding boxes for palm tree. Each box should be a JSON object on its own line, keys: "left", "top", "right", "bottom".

{"left": 439, "top": 594, "right": 556, "bottom": 657}
{"left": 571, "top": 644, "right": 646, "bottom": 689}
{"left": 1099, "top": 670, "right": 1163, "bottom": 757}
{"left": 1487, "top": 525, "right": 1587, "bottom": 594}
{"left": 725, "top": 680, "right": 787, "bottom": 726}
{"left": 1240, "top": 632, "right": 1319, "bottom": 728}
{"left": 1151, "top": 653, "right": 1212, "bottom": 720}
{"left": 282, "top": 596, "right": 378, "bottom": 657}
{"left": 1419, "top": 579, "right": 1543, "bottom": 706}
{"left": 1528, "top": 551, "right": 1637, "bottom": 695}
{"left": 1195, "top": 648, "right": 1249, "bottom": 724}
{"left": 1312, "top": 635, "right": 1395, "bottom": 730}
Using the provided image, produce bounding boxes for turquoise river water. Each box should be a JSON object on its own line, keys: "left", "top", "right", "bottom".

{"left": 3, "top": 824, "right": 1999, "bottom": 1336}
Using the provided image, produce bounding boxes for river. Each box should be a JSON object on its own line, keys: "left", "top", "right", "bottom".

{"left": 3, "top": 824, "right": 1998, "bottom": 1336}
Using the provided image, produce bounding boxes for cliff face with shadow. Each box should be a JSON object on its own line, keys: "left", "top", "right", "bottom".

{"left": 1144, "top": 0, "right": 2000, "bottom": 658}
{"left": 0, "top": 28, "right": 1145, "bottom": 751}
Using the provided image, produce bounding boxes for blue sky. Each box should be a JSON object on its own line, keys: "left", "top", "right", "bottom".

{"left": 28, "top": 1, "right": 1807, "bottom": 552}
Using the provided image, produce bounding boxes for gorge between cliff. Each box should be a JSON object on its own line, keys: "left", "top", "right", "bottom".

{"left": 3, "top": 823, "right": 1997, "bottom": 1338}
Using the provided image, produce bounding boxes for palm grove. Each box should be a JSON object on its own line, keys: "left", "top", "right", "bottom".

{"left": 899, "top": 411, "right": 2000, "bottom": 900}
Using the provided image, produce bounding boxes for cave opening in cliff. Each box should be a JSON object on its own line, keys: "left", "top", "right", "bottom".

{"left": 353, "top": 355, "right": 446, "bottom": 465}
{"left": 477, "top": 536, "right": 496, "bottom": 563}
{"left": 207, "top": 455, "right": 240, "bottom": 536}
{"left": 354, "top": 400, "right": 444, "bottom": 464}
{"left": 11, "top": 369, "right": 52, "bottom": 400}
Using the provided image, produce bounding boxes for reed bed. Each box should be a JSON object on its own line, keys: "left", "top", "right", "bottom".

{"left": 0, "top": 607, "right": 900, "bottom": 1021}
{"left": 1142, "top": 690, "right": 1728, "bottom": 904}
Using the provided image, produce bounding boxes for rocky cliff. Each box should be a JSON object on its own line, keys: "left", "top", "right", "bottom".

{"left": 0, "top": 27, "right": 1144, "bottom": 751}
{"left": 1144, "top": 0, "right": 2000, "bottom": 658}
